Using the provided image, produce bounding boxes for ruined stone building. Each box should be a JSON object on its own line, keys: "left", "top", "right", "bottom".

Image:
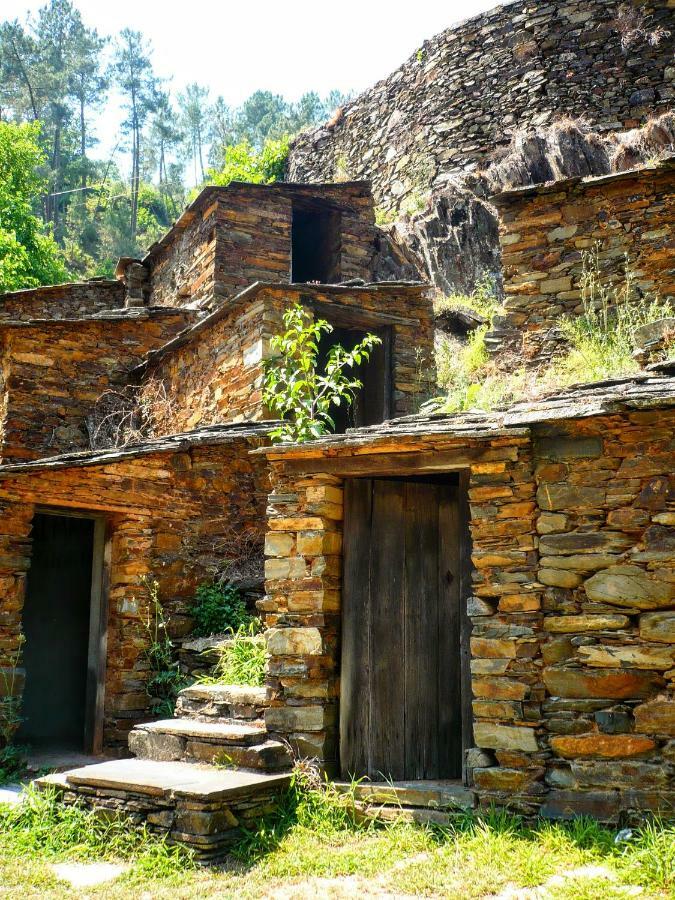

{"left": 0, "top": 0, "right": 673, "bottom": 860}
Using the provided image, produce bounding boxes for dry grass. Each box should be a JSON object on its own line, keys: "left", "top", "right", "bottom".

{"left": 485, "top": 113, "right": 675, "bottom": 192}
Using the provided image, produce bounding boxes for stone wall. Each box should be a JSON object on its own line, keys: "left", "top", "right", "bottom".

{"left": 145, "top": 183, "right": 378, "bottom": 311}
{"left": 288, "top": 0, "right": 674, "bottom": 213}
{"left": 491, "top": 158, "right": 675, "bottom": 360}
{"left": 0, "top": 429, "right": 270, "bottom": 750}
{"left": 0, "top": 310, "right": 193, "bottom": 462}
{"left": 0, "top": 281, "right": 126, "bottom": 321}
{"left": 142, "top": 283, "right": 435, "bottom": 432}
{"left": 261, "top": 404, "right": 675, "bottom": 821}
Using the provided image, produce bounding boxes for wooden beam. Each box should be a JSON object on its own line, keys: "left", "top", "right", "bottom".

{"left": 280, "top": 449, "right": 477, "bottom": 476}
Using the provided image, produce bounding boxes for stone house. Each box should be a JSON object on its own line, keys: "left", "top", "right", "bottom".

{"left": 0, "top": 180, "right": 432, "bottom": 758}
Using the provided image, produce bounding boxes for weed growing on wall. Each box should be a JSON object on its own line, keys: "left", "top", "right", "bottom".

{"left": 263, "top": 303, "right": 381, "bottom": 443}
{"left": 140, "top": 578, "right": 186, "bottom": 717}
{"left": 0, "top": 635, "right": 27, "bottom": 785}
{"left": 199, "top": 622, "right": 267, "bottom": 687}
{"left": 432, "top": 251, "right": 673, "bottom": 414}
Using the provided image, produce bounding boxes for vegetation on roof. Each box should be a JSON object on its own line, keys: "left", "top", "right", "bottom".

{"left": 432, "top": 248, "right": 674, "bottom": 416}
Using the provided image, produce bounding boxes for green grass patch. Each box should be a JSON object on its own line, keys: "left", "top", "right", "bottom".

{"left": 198, "top": 621, "right": 267, "bottom": 687}
{"left": 0, "top": 776, "right": 673, "bottom": 898}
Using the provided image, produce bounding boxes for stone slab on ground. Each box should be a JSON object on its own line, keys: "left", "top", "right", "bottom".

{"left": 51, "top": 862, "right": 129, "bottom": 888}
{"left": 53, "top": 757, "right": 291, "bottom": 801}
{"left": 336, "top": 780, "right": 476, "bottom": 811}
{"left": 0, "top": 783, "right": 23, "bottom": 805}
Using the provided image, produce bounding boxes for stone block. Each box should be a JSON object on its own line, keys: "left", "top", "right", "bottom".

{"left": 538, "top": 569, "right": 581, "bottom": 588}
{"left": 264, "top": 533, "right": 294, "bottom": 558}
{"left": 633, "top": 699, "right": 675, "bottom": 736}
{"left": 265, "top": 705, "right": 325, "bottom": 733}
{"left": 639, "top": 611, "right": 675, "bottom": 643}
{"left": 550, "top": 733, "right": 655, "bottom": 759}
{"left": 473, "top": 767, "right": 543, "bottom": 791}
{"left": 265, "top": 627, "right": 323, "bottom": 656}
{"left": 537, "top": 484, "right": 605, "bottom": 512}
{"left": 543, "top": 666, "right": 660, "bottom": 700}
{"left": 571, "top": 760, "right": 669, "bottom": 788}
{"left": 472, "top": 678, "right": 528, "bottom": 700}
{"left": 594, "top": 710, "right": 633, "bottom": 735}
{"left": 584, "top": 565, "right": 674, "bottom": 610}
{"left": 535, "top": 436, "right": 602, "bottom": 460}
{"left": 577, "top": 644, "right": 675, "bottom": 670}
{"left": 539, "top": 532, "right": 632, "bottom": 556}
{"left": 544, "top": 614, "right": 630, "bottom": 634}
{"left": 473, "top": 722, "right": 538, "bottom": 752}
{"left": 540, "top": 790, "right": 620, "bottom": 822}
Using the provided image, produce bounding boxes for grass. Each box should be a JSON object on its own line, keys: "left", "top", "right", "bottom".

{"left": 433, "top": 250, "right": 674, "bottom": 415}
{"left": 0, "top": 772, "right": 673, "bottom": 898}
{"left": 198, "top": 620, "right": 267, "bottom": 687}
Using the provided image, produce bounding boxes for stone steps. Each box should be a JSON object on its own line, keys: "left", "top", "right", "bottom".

{"left": 36, "top": 759, "right": 291, "bottom": 862}
{"left": 175, "top": 684, "right": 268, "bottom": 723}
{"left": 128, "top": 718, "right": 291, "bottom": 770}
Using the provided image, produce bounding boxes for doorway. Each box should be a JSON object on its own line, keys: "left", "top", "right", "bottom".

{"left": 317, "top": 325, "right": 391, "bottom": 432}
{"left": 339, "top": 476, "right": 471, "bottom": 782}
{"left": 17, "top": 512, "right": 105, "bottom": 752}
{"left": 291, "top": 203, "right": 341, "bottom": 283}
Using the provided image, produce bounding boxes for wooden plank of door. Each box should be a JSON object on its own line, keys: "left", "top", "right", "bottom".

{"left": 369, "top": 479, "right": 406, "bottom": 780}
{"left": 339, "top": 478, "right": 373, "bottom": 779}
{"left": 404, "top": 480, "right": 440, "bottom": 779}
{"left": 438, "top": 483, "right": 463, "bottom": 779}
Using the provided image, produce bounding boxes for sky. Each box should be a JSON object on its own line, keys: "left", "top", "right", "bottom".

{"left": 9, "top": 0, "right": 503, "bottom": 170}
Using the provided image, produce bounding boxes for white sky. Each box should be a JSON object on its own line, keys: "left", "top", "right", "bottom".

{"left": 10, "top": 0, "right": 503, "bottom": 170}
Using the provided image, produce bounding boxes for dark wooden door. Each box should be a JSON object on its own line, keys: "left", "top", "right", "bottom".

{"left": 18, "top": 514, "right": 95, "bottom": 750}
{"left": 340, "top": 477, "right": 463, "bottom": 781}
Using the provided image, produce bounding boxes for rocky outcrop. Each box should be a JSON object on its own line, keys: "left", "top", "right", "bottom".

{"left": 289, "top": 0, "right": 674, "bottom": 296}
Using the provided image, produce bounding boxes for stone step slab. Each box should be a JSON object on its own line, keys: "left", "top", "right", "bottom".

{"left": 335, "top": 779, "right": 476, "bottom": 811}
{"left": 35, "top": 759, "right": 291, "bottom": 863}
{"left": 51, "top": 758, "right": 290, "bottom": 801}
{"left": 136, "top": 717, "right": 266, "bottom": 745}
{"left": 129, "top": 727, "right": 292, "bottom": 770}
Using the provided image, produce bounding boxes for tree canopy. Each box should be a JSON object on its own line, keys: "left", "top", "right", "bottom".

{"left": 0, "top": 0, "right": 350, "bottom": 282}
{"left": 0, "top": 121, "right": 68, "bottom": 293}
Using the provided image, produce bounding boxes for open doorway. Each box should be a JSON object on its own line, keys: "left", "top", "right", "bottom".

{"left": 291, "top": 202, "right": 341, "bottom": 283}
{"left": 17, "top": 512, "right": 106, "bottom": 753}
{"left": 317, "top": 324, "right": 391, "bottom": 433}
{"left": 339, "top": 474, "right": 472, "bottom": 783}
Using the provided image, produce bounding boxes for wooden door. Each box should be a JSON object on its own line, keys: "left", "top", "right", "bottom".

{"left": 340, "top": 477, "right": 464, "bottom": 781}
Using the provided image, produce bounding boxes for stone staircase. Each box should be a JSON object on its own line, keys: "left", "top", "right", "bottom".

{"left": 36, "top": 684, "right": 293, "bottom": 862}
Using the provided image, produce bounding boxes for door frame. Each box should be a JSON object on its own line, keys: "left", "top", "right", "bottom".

{"left": 32, "top": 507, "right": 111, "bottom": 754}
{"left": 339, "top": 469, "right": 473, "bottom": 784}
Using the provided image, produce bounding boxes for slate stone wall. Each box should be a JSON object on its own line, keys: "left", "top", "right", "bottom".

{"left": 0, "top": 281, "right": 126, "bottom": 321}
{"left": 491, "top": 159, "right": 675, "bottom": 360}
{"left": 0, "top": 434, "right": 270, "bottom": 750}
{"left": 144, "top": 284, "right": 435, "bottom": 433}
{"left": 262, "top": 407, "right": 675, "bottom": 821}
{"left": 146, "top": 183, "right": 378, "bottom": 311}
{"left": 0, "top": 310, "right": 193, "bottom": 462}
{"left": 287, "top": 0, "right": 675, "bottom": 216}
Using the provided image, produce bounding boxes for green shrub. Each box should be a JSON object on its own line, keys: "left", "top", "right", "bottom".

{"left": 263, "top": 303, "right": 381, "bottom": 443}
{"left": 191, "top": 581, "right": 250, "bottom": 637}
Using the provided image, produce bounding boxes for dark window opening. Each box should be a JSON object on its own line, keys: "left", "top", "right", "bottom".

{"left": 291, "top": 204, "right": 341, "bottom": 283}
{"left": 17, "top": 513, "right": 96, "bottom": 752}
{"left": 317, "top": 324, "right": 391, "bottom": 433}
